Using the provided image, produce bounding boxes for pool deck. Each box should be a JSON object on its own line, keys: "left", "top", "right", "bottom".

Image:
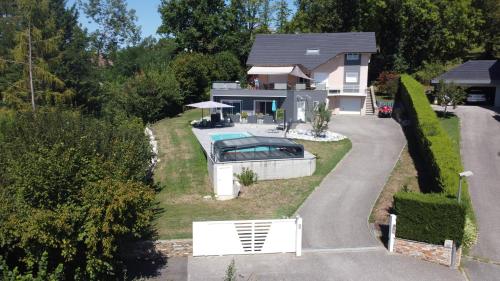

{"left": 192, "top": 124, "right": 314, "bottom": 159}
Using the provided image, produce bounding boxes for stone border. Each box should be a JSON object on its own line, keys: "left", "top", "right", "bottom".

{"left": 394, "top": 238, "right": 461, "bottom": 267}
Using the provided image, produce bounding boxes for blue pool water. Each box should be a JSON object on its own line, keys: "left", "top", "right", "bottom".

{"left": 210, "top": 132, "right": 251, "bottom": 142}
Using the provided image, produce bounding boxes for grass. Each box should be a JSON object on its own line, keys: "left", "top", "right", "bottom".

{"left": 152, "top": 109, "right": 352, "bottom": 239}
{"left": 437, "top": 112, "right": 460, "bottom": 153}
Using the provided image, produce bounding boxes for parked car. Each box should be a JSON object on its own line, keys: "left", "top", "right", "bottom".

{"left": 466, "top": 90, "right": 487, "bottom": 103}
{"left": 378, "top": 105, "right": 392, "bottom": 118}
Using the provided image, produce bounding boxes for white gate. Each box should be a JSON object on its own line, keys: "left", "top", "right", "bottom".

{"left": 193, "top": 217, "right": 302, "bottom": 256}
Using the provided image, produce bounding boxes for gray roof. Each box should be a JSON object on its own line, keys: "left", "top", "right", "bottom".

{"left": 246, "top": 32, "right": 377, "bottom": 71}
{"left": 431, "top": 60, "right": 500, "bottom": 85}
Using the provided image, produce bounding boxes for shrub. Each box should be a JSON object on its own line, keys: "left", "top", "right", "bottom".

{"left": 462, "top": 216, "right": 478, "bottom": 249}
{"left": 236, "top": 168, "right": 258, "bottom": 186}
{"left": 311, "top": 102, "right": 331, "bottom": 137}
{"left": 0, "top": 110, "right": 154, "bottom": 279}
{"left": 394, "top": 192, "right": 466, "bottom": 245}
{"left": 375, "top": 71, "right": 400, "bottom": 98}
{"left": 276, "top": 108, "right": 285, "bottom": 121}
{"left": 241, "top": 111, "right": 248, "bottom": 119}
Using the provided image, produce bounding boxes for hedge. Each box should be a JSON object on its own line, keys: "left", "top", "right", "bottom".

{"left": 394, "top": 191, "right": 466, "bottom": 245}
{"left": 394, "top": 75, "right": 474, "bottom": 245}
{"left": 399, "top": 74, "right": 465, "bottom": 196}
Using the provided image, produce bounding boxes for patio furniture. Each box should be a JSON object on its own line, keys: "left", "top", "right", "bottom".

{"left": 263, "top": 115, "right": 274, "bottom": 124}
{"left": 229, "top": 114, "right": 240, "bottom": 123}
{"left": 247, "top": 115, "right": 258, "bottom": 124}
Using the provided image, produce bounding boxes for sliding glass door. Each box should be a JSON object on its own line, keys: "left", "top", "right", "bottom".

{"left": 254, "top": 100, "right": 274, "bottom": 115}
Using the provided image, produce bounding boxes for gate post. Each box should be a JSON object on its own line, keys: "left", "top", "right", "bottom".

{"left": 388, "top": 214, "right": 397, "bottom": 252}
{"left": 295, "top": 215, "right": 302, "bottom": 257}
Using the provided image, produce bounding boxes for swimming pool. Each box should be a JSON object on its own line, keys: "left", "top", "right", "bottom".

{"left": 210, "top": 132, "right": 251, "bottom": 142}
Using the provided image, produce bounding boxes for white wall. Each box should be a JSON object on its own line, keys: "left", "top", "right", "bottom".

{"left": 311, "top": 53, "right": 371, "bottom": 92}
{"left": 208, "top": 155, "right": 316, "bottom": 182}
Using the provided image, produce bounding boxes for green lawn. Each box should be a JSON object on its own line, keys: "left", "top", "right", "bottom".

{"left": 438, "top": 113, "right": 460, "bottom": 153}
{"left": 151, "top": 109, "right": 351, "bottom": 239}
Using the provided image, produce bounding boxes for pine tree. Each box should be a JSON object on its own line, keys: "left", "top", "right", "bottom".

{"left": 0, "top": 0, "right": 71, "bottom": 110}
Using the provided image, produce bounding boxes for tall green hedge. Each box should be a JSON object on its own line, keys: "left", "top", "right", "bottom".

{"left": 394, "top": 192, "right": 466, "bottom": 245}
{"left": 394, "top": 75, "right": 474, "bottom": 245}
{"left": 399, "top": 74, "right": 465, "bottom": 196}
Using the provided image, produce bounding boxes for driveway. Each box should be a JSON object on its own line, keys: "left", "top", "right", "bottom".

{"left": 297, "top": 115, "right": 406, "bottom": 249}
{"left": 187, "top": 116, "right": 466, "bottom": 281}
{"left": 454, "top": 106, "right": 500, "bottom": 280}
{"left": 188, "top": 248, "right": 463, "bottom": 281}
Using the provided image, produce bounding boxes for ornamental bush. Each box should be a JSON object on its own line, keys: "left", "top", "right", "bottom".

{"left": 394, "top": 191, "right": 466, "bottom": 245}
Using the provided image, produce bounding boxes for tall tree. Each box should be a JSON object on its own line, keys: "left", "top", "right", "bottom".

{"left": 287, "top": 0, "right": 342, "bottom": 33}
{"left": 79, "top": 0, "right": 141, "bottom": 58}
{"left": 158, "top": 0, "right": 226, "bottom": 53}
{"left": 274, "top": 0, "right": 290, "bottom": 33}
{"left": 473, "top": 0, "right": 500, "bottom": 58}
{"left": 0, "top": 0, "right": 71, "bottom": 110}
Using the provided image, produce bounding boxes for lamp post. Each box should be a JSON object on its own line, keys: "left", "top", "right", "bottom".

{"left": 458, "top": 171, "right": 473, "bottom": 203}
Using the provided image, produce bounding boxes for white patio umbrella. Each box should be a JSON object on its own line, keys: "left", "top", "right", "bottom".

{"left": 186, "top": 101, "right": 234, "bottom": 119}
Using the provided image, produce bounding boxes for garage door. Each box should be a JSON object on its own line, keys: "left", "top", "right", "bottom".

{"left": 339, "top": 97, "right": 362, "bottom": 114}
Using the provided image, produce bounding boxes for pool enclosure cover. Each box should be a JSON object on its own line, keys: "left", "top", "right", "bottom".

{"left": 213, "top": 136, "right": 304, "bottom": 162}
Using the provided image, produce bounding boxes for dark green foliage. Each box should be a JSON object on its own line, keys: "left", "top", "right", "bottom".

{"left": 236, "top": 168, "right": 258, "bottom": 186}
{"left": 413, "top": 60, "right": 462, "bottom": 86}
{"left": 0, "top": 110, "right": 155, "bottom": 279}
{"left": 394, "top": 192, "right": 466, "bottom": 245}
{"left": 394, "top": 75, "right": 474, "bottom": 245}
{"left": 399, "top": 75, "right": 465, "bottom": 195}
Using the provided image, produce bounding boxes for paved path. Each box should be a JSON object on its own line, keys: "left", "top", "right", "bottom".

{"left": 297, "top": 115, "right": 406, "bottom": 249}
{"left": 188, "top": 250, "right": 464, "bottom": 281}
{"left": 454, "top": 106, "right": 500, "bottom": 281}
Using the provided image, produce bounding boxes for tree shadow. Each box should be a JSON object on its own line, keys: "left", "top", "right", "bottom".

{"left": 122, "top": 240, "right": 168, "bottom": 280}
{"left": 121, "top": 202, "right": 169, "bottom": 280}
{"left": 435, "top": 110, "right": 457, "bottom": 119}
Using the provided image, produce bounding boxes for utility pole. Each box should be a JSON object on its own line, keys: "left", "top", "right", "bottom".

{"left": 28, "top": 19, "right": 35, "bottom": 111}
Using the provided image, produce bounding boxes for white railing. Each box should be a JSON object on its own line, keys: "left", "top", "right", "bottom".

{"left": 193, "top": 216, "right": 302, "bottom": 256}
{"left": 212, "top": 81, "right": 241, "bottom": 89}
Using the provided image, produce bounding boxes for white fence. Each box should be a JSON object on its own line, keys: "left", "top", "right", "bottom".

{"left": 193, "top": 216, "right": 302, "bottom": 257}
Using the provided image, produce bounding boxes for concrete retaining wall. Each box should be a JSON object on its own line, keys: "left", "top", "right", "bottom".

{"left": 208, "top": 154, "right": 316, "bottom": 181}
{"left": 394, "top": 238, "right": 461, "bottom": 266}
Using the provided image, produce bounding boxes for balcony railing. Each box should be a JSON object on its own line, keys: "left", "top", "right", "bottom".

{"left": 212, "top": 81, "right": 327, "bottom": 91}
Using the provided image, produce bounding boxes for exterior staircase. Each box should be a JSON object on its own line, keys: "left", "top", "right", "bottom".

{"left": 365, "top": 88, "right": 376, "bottom": 115}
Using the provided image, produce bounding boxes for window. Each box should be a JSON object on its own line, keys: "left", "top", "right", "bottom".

{"left": 345, "top": 72, "right": 359, "bottom": 83}
{"left": 254, "top": 100, "right": 274, "bottom": 115}
{"left": 346, "top": 53, "right": 360, "bottom": 61}
{"left": 345, "top": 53, "right": 361, "bottom": 65}
{"left": 221, "top": 100, "right": 242, "bottom": 115}
{"left": 306, "top": 48, "right": 320, "bottom": 55}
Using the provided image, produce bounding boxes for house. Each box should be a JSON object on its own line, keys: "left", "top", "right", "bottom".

{"left": 431, "top": 60, "right": 500, "bottom": 107}
{"left": 210, "top": 32, "right": 378, "bottom": 122}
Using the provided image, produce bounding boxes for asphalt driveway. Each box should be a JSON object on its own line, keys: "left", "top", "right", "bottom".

{"left": 454, "top": 106, "right": 500, "bottom": 280}
{"left": 188, "top": 249, "right": 463, "bottom": 281}
{"left": 297, "top": 115, "right": 406, "bottom": 249}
